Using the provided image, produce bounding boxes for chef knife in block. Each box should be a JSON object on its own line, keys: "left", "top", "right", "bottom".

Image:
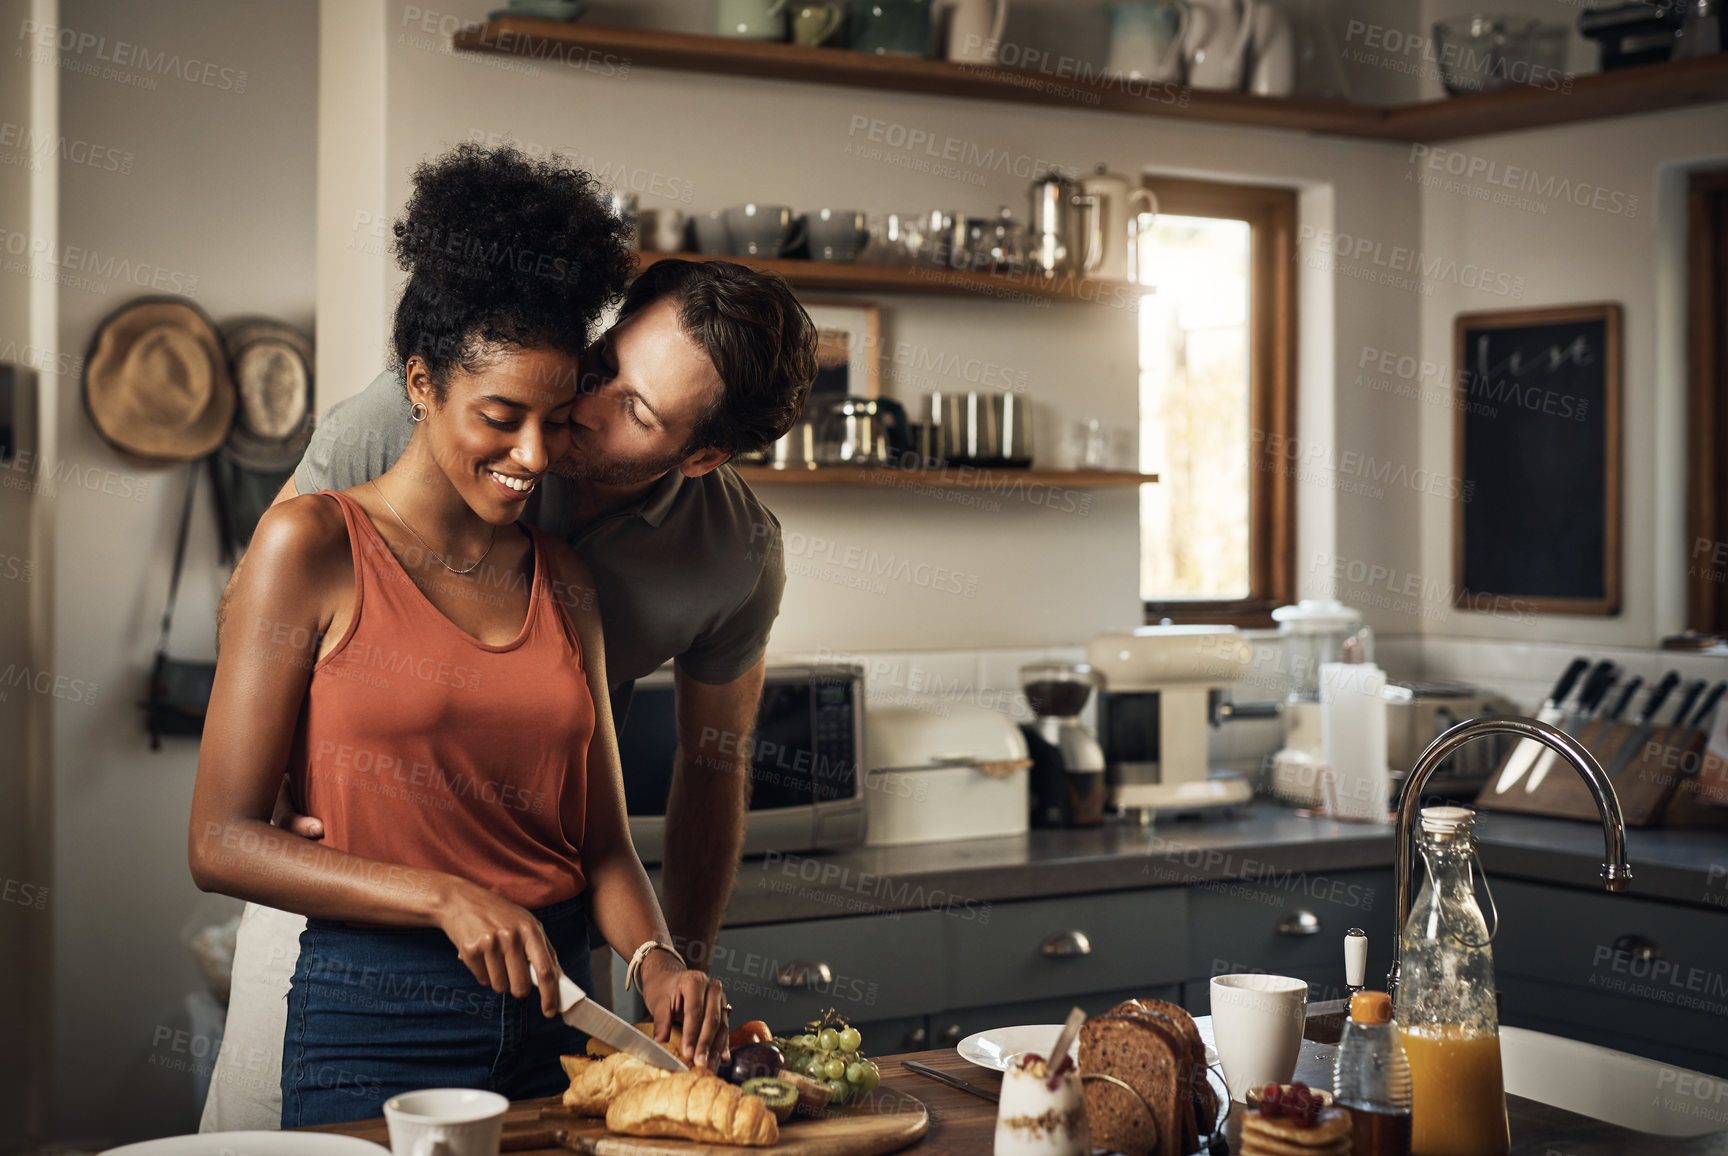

{"left": 1525, "top": 660, "right": 1619, "bottom": 793}
{"left": 532, "top": 966, "right": 688, "bottom": 1072}
{"left": 1576, "top": 675, "right": 1641, "bottom": 756}
{"left": 1492, "top": 657, "right": 1590, "bottom": 794}
{"left": 1599, "top": 672, "right": 1683, "bottom": 783}
{"left": 1522, "top": 672, "right": 1681, "bottom": 821}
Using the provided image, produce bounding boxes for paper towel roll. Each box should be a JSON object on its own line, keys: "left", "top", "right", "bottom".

{"left": 1320, "top": 661, "right": 1389, "bottom": 823}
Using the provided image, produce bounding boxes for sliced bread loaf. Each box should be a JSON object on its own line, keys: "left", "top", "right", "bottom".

{"left": 1079, "top": 1012, "right": 1179, "bottom": 1156}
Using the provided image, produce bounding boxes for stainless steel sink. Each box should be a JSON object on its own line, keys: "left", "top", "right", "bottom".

{"left": 1500, "top": 1025, "right": 1728, "bottom": 1137}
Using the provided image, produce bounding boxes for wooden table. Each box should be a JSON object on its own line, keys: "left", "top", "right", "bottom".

{"left": 310, "top": 1037, "right": 1728, "bottom": 1156}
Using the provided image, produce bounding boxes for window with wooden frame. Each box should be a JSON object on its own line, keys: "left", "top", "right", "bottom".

{"left": 1137, "top": 178, "right": 1297, "bottom": 629}
{"left": 1687, "top": 168, "right": 1728, "bottom": 638}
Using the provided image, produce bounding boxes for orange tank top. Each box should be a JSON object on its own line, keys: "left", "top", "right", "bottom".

{"left": 289, "top": 490, "right": 594, "bottom": 911}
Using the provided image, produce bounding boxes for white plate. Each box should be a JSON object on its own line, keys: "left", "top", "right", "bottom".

{"left": 103, "top": 1132, "right": 388, "bottom": 1155}
{"left": 957, "top": 1024, "right": 1081, "bottom": 1071}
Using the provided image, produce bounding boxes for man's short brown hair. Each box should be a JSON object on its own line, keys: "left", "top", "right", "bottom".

{"left": 618, "top": 259, "right": 817, "bottom": 455}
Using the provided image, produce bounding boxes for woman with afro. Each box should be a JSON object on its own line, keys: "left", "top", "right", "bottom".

{"left": 190, "top": 144, "right": 730, "bottom": 1126}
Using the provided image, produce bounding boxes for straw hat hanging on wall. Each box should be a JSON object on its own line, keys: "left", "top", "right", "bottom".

{"left": 83, "top": 296, "right": 236, "bottom": 462}
{"left": 219, "top": 317, "right": 314, "bottom": 471}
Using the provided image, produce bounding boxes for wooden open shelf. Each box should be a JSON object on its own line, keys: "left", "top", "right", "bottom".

{"left": 635, "top": 251, "right": 1137, "bottom": 305}
{"left": 452, "top": 20, "right": 1728, "bottom": 143}
{"left": 733, "top": 465, "right": 1157, "bottom": 490}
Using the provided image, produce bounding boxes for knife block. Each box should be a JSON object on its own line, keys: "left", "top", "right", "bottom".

{"left": 1653, "top": 727, "right": 1728, "bottom": 829}
{"left": 1473, "top": 720, "right": 1703, "bottom": 826}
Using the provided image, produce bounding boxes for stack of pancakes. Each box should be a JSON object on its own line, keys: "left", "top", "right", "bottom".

{"left": 1239, "top": 1104, "right": 1352, "bottom": 1156}
{"left": 1078, "top": 997, "right": 1218, "bottom": 1156}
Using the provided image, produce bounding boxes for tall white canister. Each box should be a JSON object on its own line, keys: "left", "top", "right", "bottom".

{"left": 1320, "top": 657, "right": 1390, "bottom": 822}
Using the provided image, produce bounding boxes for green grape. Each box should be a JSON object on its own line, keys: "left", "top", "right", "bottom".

{"left": 845, "top": 1061, "right": 867, "bottom": 1084}
{"left": 823, "top": 1055, "right": 847, "bottom": 1080}
{"left": 817, "top": 1028, "right": 841, "bottom": 1051}
{"left": 827, "top": 1077, "right": 851, "bottom": 1105}
{"left": 838, "top": 1027, "right": 862, "bottom": 1053}
{"left": 859, "top": 1062, "right": 881, "bottom": 1091}
{"left": 798, "top": 1034, "right": 818, "bottom": 1049}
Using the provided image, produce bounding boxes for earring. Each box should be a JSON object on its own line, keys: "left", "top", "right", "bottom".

{"left": 410, "top": 401, "right": 428, "bottom": 423}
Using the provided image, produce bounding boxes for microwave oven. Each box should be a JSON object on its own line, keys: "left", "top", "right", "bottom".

{"left": 622, "top": 663, "right": 867, "bottom": 864}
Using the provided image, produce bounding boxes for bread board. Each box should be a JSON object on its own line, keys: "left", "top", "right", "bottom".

{"left": 540, "top": 1087, "right": 930, "bottom": 1156}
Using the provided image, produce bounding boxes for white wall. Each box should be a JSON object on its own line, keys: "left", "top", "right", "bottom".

{"left": 31, "top": 0, "right": 317, "bottom": 1144}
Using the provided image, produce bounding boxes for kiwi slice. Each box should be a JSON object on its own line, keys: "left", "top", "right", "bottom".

{"left": 742, "top": 1076, "right": 799, "bottom": 1121}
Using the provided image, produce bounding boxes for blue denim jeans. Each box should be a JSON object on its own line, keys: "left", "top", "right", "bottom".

{"left": 280, "top": 894, "right": 593, "bottom": 1127}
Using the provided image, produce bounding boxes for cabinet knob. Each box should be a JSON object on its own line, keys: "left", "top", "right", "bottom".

{"left": 1613, "top": 934, "right": 1662, "bottom": 963}
{"left": 1040, "top": 930, "right": 1093, "bottom": 957}
{"left": 938, "top": 1023, "right": 963, "bottom": 1045}
{"left": 903, "top": 1026, "right": 928, "bottom": 1050}
{"left": 1277, "top": 910, "right": 1322, "bottom": 937}
{"left": 776, "top": 960, "right": 835, "bottom": 989}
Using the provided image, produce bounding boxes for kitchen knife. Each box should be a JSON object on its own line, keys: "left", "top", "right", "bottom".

{"left": 1667, "top": 680, "right": 1708, "bottom": 734}
{"left": 1597, "top": 672, "right": 1682, "bottom": 782}
{"left": 903, "top": 1059, "right": 1000, "bottom": 1103}
{"left": 1603, "top": 677, "right": 1644, "bottom": 724}
{"left": 535, "top": 967, "right": 688, "bottom": 1072}
{"left": 1525, "top": 660, "right": 1618, "bottom": 793}
{"left": 1494, "top": 657, "right": 1590, "bottom": 793}
{"left": 1691, "top": 681, "right": 1728, "bottom": 728}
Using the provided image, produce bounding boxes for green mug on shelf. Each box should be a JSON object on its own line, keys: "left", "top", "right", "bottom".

{"left": 847, "top": 0, "right": 933, "bottom": 56}
{"left": 717, "top": 0, "right": 789, "bottom": 39}
{"left": 792, "top": 1, "right": 846, "bottom": 46}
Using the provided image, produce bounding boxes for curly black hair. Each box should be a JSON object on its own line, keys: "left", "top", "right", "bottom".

{"left": 390, "top": 143, "right": 634, "bottom": 400}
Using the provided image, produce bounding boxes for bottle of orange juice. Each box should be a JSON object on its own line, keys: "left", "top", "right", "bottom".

{"left": 1392, "top": 806, "right": 1510, "bottom": 1156}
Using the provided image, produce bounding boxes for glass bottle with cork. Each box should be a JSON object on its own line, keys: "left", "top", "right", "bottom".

{"left": 1393, "top": 805, "right": 1510, "bottom": 1156}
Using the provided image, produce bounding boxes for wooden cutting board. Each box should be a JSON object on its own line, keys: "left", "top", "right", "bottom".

{"left": 305, "top": 1085, "right": 929, "bottom": 1156}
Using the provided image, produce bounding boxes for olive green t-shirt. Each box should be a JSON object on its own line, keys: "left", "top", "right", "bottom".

{"left": 292, "top": 370, "right": 785, "bottom": 722}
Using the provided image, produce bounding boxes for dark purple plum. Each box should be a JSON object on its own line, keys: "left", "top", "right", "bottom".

{"left": 724, "top": 1042, "right": 784, "bottom": 1085}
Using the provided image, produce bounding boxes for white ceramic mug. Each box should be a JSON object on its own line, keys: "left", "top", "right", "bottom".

{"left": 384, "top": 1088, "right": 508, "bottom": 1156}
{"left": 1209, "top": 973, "right": 1307, "bottom": 1102}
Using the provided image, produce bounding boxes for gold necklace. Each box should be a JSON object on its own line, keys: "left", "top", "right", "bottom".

{"left": 369, "top": 479, "right": 496, "bottom": 576}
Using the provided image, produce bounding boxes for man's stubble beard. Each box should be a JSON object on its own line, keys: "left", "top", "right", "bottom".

{"left": 552, "top": 440, "right": 692, "bottom": 488}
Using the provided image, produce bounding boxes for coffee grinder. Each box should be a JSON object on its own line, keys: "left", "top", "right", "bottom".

{"left": 1086, "top": 625, "right": 1256, "bottom": 820}
{"left": 1021, "top": 662, "right": 1107, "bottom": 827}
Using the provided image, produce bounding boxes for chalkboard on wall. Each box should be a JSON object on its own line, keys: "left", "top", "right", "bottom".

{"left": 1453, "top": 304, "right": 1622, "bottom": 616}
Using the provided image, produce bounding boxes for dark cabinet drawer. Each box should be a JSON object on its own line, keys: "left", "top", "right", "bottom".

{"left": 1186, "top": 869, "right": 1394, "bottom": 979}
{"left": 944, "top": 889, "right": 1188, "bottom": 1009}
{"left": 1493, "top": 879, "right": 1728, "bottom": 997}
{"left": 716, "top": 911, "right": 945, "bottom": 1025}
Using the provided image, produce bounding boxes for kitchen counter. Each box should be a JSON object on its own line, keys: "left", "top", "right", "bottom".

{"left": 307, "top": 1037, "right": 1728, "bottom": 1155}
{"left": 694, "top": 802, "right": 1728, "bottom": 926}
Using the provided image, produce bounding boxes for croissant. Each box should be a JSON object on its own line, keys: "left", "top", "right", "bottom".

{"left": 561, "top": 1051, "right": 676, "bottom": 1115}
{"left": 606, "top": 1069, "right": 780, "bottom": 1147}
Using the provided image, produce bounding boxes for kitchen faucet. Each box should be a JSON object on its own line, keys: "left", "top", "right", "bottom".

{"left": 1386, "top": 716, "right": 1633, "bottom": 997}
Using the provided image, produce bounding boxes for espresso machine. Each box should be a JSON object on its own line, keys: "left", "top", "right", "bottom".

{"left": 1086, "top": 625, "right": 1256, "bottom": 819}
{"left": 1021, "top": 662, "right": 1106, "bottom": 827}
